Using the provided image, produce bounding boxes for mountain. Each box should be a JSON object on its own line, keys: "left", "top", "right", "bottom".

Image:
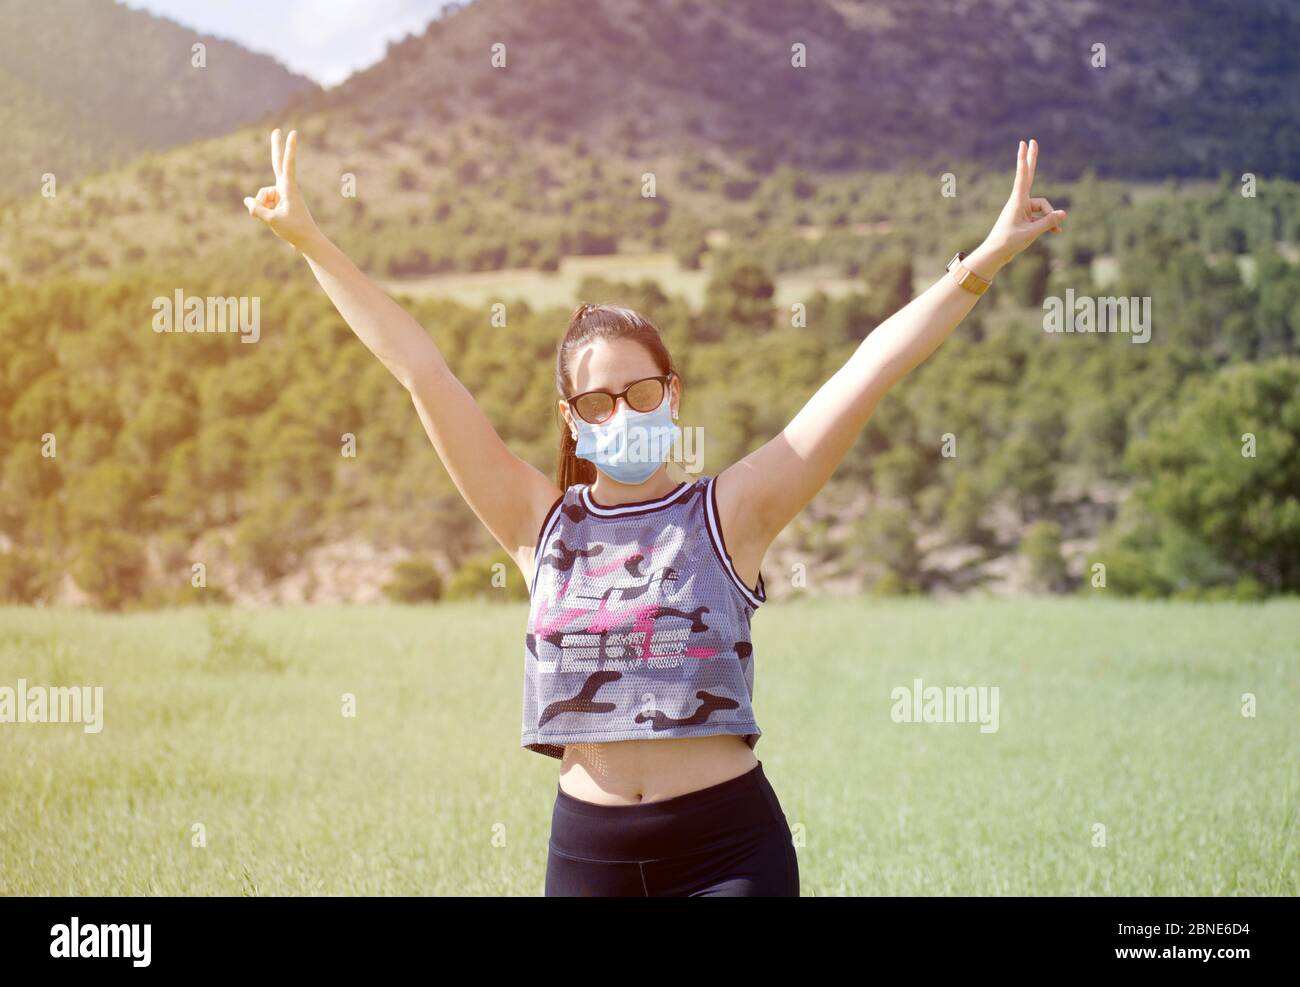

{"left": 298, "top": 0, "right": 1300, "bottom": 180}
{"left": 0, "top": 0, "right": 316, "bottom": 196}
{"left": 4, "top": 0, "right": 1300, "bottom": 286}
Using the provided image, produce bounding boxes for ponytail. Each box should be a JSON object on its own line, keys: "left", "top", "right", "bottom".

{"left": 556, "top": 418, "right": 596, "bottom": 490}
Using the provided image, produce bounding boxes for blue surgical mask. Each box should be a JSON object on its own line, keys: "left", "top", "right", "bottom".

{"left": 573, "top": 393, "right": 681, "bottom": 485}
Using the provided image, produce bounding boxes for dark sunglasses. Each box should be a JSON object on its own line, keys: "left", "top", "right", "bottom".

{"left": 566, "top": 373, "right": 675, "bottom": 425}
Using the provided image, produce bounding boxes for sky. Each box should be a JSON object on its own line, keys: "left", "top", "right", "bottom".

{"left": 119, "top": 0, "right": 452, "bottom": 88}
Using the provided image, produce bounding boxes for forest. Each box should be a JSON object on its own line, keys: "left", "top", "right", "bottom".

{"left": 1, "top": 0, "right": 1297, "bottom": 609}
{"left": 1, "top": 168, "right": 1296, "bottom": 608}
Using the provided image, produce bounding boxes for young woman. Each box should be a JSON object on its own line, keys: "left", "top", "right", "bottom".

{"left": 245, "top": 130, "right": 1066, "bottom": 896}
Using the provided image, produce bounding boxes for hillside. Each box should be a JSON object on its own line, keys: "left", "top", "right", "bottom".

{"left": 5, "top": 0, "right": 1299, "bottom": 286}
{"left": 301, "top": 0, "right": 1300, "bottom": 179}
{"left": 0, "top": 0, "right": 1297, "bottom": 610}
{"left": 0, "top": 0, "right": 316, "bottom": 196}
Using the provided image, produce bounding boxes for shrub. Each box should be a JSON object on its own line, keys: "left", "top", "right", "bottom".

{"left": 853, "top": 503, "right": 923, "bottom": 591}
{"left": 71, "top": 530, "right": 148, "bottom": 610}
{"left": 0, "top": 550, "right": 51, "bottom": 604}
{"left": 233, "top": 502, "right": 315, "bottom": 582}
{"left": 203, "top": 610, "right": 288, "bottom": 673}
{"left": 1101, "top": 359, "right": 1300, "bottom": 595}
{"left": 1021, "top": 520, "right": 1068, "bottom": 593}
{"left": 444, "top": 552, "right": 528, "bottom": 602}
{"left": 381, "top": 558, "right": 444, "bottom": 603}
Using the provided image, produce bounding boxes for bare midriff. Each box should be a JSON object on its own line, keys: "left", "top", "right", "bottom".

{"left": 558, "top": 734, "right": 759, "bottom": 805}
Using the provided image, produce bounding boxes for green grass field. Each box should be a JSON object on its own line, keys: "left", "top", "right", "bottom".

{"left": 1, "top": 598, "right": 1295, "bottom": 896}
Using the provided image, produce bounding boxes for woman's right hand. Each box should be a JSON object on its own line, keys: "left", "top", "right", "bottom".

{"left": 244, "top": 128, "right": 319, "bottom": 250}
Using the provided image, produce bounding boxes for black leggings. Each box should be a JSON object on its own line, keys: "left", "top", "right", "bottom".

{"left": 544, "top": 760, "right": 800, "bottom": 896}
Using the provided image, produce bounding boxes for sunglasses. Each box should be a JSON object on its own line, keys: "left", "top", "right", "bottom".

{"left": 565, "top": 373, "right": 675, "bottom": 425}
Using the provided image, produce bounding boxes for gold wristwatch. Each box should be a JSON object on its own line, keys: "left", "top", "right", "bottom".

{"left": 946, "top": 251, "right": 993, "bottom": 295}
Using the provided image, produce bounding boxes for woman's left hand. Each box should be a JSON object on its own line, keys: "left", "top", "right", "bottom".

{"left": 979, "top": 138, "right": 1068, "bottom": 271}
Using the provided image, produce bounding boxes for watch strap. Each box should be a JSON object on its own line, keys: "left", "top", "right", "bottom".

{"left": 947, "top": 251, "right": 992, "bottom": 295}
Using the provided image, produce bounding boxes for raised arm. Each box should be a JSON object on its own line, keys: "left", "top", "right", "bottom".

{"left": 244, "top": 129, "right": 561, "bottom": 576}
{"left": 717, "top": 139, "right": 1067, "bottom": 562}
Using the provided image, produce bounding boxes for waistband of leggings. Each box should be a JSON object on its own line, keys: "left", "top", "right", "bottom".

{"left": 550, "top": 761, "right": 783, "bottom": 861}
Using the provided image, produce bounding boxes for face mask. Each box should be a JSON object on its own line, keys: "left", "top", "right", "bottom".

{"left": 572, "top": 393, "right": 681, "bottom": 485}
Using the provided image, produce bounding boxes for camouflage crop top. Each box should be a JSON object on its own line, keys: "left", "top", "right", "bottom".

{"left": 521, "top": 475, "right": 766, "bottom": 759}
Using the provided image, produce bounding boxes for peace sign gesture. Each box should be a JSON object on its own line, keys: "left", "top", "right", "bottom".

{"left": 244, "top": 128, "right": 319, "bottom": 249}
{"left": 983, "top": 139, "right": 1067, "bottom": 268}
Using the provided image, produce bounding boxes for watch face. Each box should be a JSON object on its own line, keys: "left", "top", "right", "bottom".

{"left": 947, "top": 251, "right": 964, "bottom": 270}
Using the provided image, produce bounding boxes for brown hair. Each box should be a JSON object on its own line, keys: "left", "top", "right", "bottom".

{"left": 554, "top": 302, "right": 677, "bottom": 490}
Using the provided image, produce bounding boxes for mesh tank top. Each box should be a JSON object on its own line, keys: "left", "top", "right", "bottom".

{"left": 522, "top": 474, "right": 766, "bottom": 759}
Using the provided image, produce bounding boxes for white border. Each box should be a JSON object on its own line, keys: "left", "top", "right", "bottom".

{"left": 703, "top": 476, "right": 766, "bottom": 609}
{"left": 578, "top": 480, "right": 693, "bottom": 518}
{"left": 530, "top": 494, "right": 566, "bottom": 594}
